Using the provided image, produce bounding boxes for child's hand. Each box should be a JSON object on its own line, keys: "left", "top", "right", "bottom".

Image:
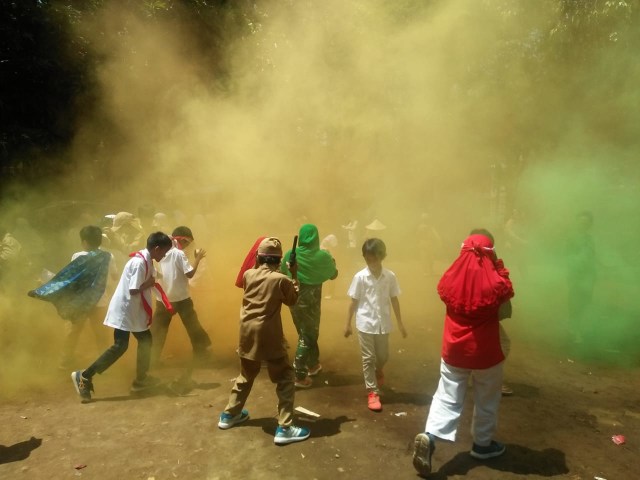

{"left": 140, "top": 276, "right": 156, "bottom": 291}
{"left": 195, "top": 248, "right": 207, "bottom": 261}
{"left": 344, "top": 324, "right": 352, "bottom": 338}
{"left": 287, "top": 262, "right": 298, "bottom": 278}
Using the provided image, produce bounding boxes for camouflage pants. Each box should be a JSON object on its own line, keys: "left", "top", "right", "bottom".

{"left": 290, "top": 283, "right": 322, "bottom": 380}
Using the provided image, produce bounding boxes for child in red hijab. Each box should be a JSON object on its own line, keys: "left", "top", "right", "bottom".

{"left": 413, "top": 229, "right": 514, "bottom": 477}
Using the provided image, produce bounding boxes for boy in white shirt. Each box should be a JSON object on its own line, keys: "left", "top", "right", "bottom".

{"left": 345, "top": 238, "right": 407, "bottom": 412}
{"left": 71, "top": 232, "right": 173, "bottom": 403}
{"left": 151, "top": 226, "right": 211, "bottom": 365}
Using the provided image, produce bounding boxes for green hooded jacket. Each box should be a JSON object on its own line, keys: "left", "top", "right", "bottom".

{"left": 281, "top": 224, "right": 337, "bottom": 285}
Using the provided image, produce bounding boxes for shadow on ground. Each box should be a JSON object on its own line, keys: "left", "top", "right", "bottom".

{"left": 0, "top": 437, "right": 42, "bottom": 465}
{"left": 426, "top": 445, "right": 569, "bottom": 479}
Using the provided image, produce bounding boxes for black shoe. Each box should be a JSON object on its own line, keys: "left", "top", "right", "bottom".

{"left": 71, "top": 370, "right": 94, "bottom": 403}
{"left": 413, "top": 433, "right": 435, "bottom": 477}
{"left": 130, "top": 375, "right": 162, "bottom": 393}
{"left": 470, "top": 440, "right": 506, "bottom": 459}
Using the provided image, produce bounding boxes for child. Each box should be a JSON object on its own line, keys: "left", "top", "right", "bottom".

{"left": 151, "top": 226, "right": 211, "bottom": 364}
{"left": 344, "top": 238, "right": 406, "bottom": 412}
{"left": 281, "top": 224, "right": 338, "bottom": 388}
{"left": 0, "top": 226, "right": 22, "bottom": 285}
{"left": 29, "top": 225, "right": 115, "bottom": 368}
{"left": 71, "top": 232, "right": 173, "bottom": 403}
{"left": 63, "top": 226, "right": 118, "bottom": 368}
{"left": 219, "top": 237, "right": 310, "bottom": 445}
{"left": 412, "top": 229, "right": 514, "bottom": 477}
{"left": 320, "top": 234, "right": 338, "bottom": 299}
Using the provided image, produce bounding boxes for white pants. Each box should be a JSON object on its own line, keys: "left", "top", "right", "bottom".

{"left": 357, "top": 331, "right": 389, "bottom": 393}
{"left": 425, "top": 359, "right": 503, "bottom": 446}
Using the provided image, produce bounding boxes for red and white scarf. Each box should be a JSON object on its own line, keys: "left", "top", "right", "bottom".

{"left": 130, "top": 251, "right": 174, "bottom": 325}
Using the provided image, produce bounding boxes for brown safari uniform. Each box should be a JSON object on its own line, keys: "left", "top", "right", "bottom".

{"left": 223, "top": 261, "right": 298, "bottom": 426}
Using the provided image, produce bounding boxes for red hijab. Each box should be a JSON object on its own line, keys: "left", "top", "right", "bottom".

{"left": 235, "top": 236, "right": 267, "bottom": 288}
{"left": 437, "top": 234, "right": 513, "bottom": 314}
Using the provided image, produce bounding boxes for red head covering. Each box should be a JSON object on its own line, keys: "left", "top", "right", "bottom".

{"left": 235, "top": 236, "right": 267, "bottom": 288}
{"left": 437, "top": 234, "right": 514, "bottom": 314}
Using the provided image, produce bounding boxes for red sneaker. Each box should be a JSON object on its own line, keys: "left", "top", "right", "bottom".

{"left": 368, "top": 392, "right": 382, "bottom": 411}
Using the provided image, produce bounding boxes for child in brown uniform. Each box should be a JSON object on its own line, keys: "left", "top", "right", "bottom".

{"left": 218, "top": 237, "right": 310, "bottom": 445}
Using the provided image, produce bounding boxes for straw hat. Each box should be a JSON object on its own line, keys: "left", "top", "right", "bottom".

{"left": 365, "top": 219, "right": 387, "bottom": 231}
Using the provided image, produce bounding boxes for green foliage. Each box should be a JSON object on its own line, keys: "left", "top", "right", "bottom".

{"left": 0, "top": 0, "right": 239, "bottom": 184}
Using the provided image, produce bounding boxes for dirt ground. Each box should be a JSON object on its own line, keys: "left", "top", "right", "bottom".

{"left": 1, "top": 261, "right": 638, "bottom": 480}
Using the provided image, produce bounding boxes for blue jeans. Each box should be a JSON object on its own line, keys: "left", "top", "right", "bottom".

{"left": 84, "top": 328, "right": 152, "bottom": 381}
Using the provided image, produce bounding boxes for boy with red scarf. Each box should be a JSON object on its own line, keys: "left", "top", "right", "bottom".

{"left": 412, "top": 229, "right": 514, "bottom": 477}
{"left": 71, "top": 232, "right": 173, "bottom": 403}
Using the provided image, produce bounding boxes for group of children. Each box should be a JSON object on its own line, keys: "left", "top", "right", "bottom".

{"left": 31, "top": 225, "right": 212, "bottom": 402}
{"left": 30, "top": 219, "right": 513, "bottom": 471}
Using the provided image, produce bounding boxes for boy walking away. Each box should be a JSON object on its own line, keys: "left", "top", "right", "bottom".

{"left": 412, "top": 229, "right": 514, "bottom": 477}
{"left": 219, "top": 237, "right": 310, "bottom": 445}
{"left": 345, "top": 238, "right": 406, "bottom": 412}
{"left": 71, "top": 232, "right": 174, "bottom": 403}
{"left": 281, "top": 224, "right": 337, "bottom": 388}
{"left": 29, "top": 226, "right": 115, "bottom": 368}
{"left": 151, "top": 226, "right": 212, "bottom": 365}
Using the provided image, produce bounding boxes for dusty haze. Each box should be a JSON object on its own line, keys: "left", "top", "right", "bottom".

{"left": 1, "top": 1, "right": 639, "bottom": 396}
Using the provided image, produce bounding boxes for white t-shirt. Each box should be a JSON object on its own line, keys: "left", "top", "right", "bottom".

{"left": 347, "top": 266, "right": 401, "bottom": 334}
{"left": 71, "top": 249, "right": 117, "bottom": 307}
{"left": 104, "top": 249, "right": 155, "bottom": 332}
{"left": 157, "top": 247, "right": 193, "bottom": 302}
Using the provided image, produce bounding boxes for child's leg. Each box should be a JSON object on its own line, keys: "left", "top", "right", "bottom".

{"left": 175, "top": 298, "right": 212, "bottom": 355}
{"left": 83, "top": 329, "right": 130, "bottom": 378}
{"left": 307, "top": 287, "right": 322, "bottom": 368}
{"left": 132, "top": 330, "right": 152, "bottom": 382}
{"left": 224, "top": 357, "right": 261, "bottom": 416}
{"left": 61, "top": 318, "right": 86, "bottom": 367}
{"left": 470, "top": 362, "right": 503, "bottom": 446}
{"left": 291, "top": 285, "right": 321, "bottom": 379}
{"left": 425, "top": 359, "right": 470, "bottom": 441}
{"left": 267, "top": 355, "right": 296, "bottom": 427}
{"left": 150, "top": 301, "right": 173, "bottom": 363}
{"left": 357, "top": 331, "right": 379, "bottom": 393}
{"left": 373, "top": 333, "right": 390, "bottom": 372}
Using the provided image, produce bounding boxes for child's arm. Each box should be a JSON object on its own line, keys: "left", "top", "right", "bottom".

{"left": 391, "top": 296, "right": 407, "bottom": 338}
{"left": 344, "top": 298, "right": 358, "bottom": 338}
{"left": 185, "top": 248, "right": 206, "bottom": 279}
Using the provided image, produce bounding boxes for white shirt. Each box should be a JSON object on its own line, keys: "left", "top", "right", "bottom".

{"left": 0, "top": 233, "right": 21, "bottom": 261}
{"left": 347, "top": 266, "right": 401, "bottom": 334}
{"left": 71, "top": 249, "right": 117, "bottom": 307}
{"left": 104, "top": 249, "right": 155, "bottom": 332}
{"left": 157, "top": 247, "right": 193, "bottom": 302}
